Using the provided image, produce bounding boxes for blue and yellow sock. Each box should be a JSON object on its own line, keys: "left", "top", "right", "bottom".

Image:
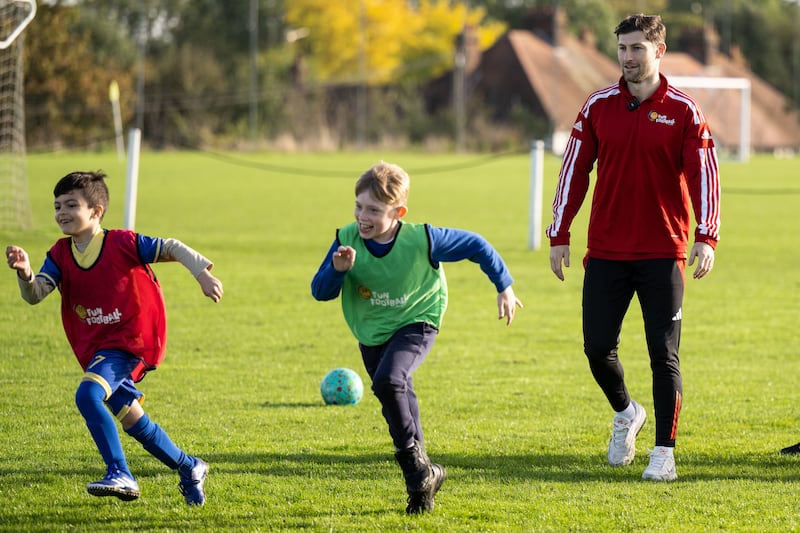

{"left": 125, "top": 413, "right": 195, "bottom": 476}
{"left": 75, "top": 380, "right": 132, "bottom": 477}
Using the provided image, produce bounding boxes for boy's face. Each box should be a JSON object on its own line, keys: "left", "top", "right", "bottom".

{"left": 54, "top": 189, "right": 103, "bottom": 240}
{"left": 354, "top": 190, "right": 406, "bottom": 243}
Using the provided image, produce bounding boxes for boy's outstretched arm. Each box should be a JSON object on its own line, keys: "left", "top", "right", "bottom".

{"left": 497, "top": 285, "right": 523, "bottom": 326}
{"left": 426, "top": 226, "right": 522, "bottom": 325}
{"left": 158, "top": 238, "right": 222, "bottom": 302}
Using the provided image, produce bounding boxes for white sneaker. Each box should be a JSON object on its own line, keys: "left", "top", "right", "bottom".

{"left": 642, "top": 447, "right": 677, "bottom": 481}
{"left": 607, "top": 400, "right": 646, "bottom": 466}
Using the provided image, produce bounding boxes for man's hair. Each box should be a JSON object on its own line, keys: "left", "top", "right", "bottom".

{"left": 54, "top": 171, "right": 110, "bottom": 215}
{"left": 355, "top": 161, "right": 410, "bottom": 206}
{"left": 614, "top": 13, "right": 666, "bottom": 45}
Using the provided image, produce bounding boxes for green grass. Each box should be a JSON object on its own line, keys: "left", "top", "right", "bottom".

{"left": 1, "top": 150, "right": 800, "bottom": 532}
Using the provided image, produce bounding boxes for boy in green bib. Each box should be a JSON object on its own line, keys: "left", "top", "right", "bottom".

{"left": 312, "top": 161, "right": 522, "bottom": 514}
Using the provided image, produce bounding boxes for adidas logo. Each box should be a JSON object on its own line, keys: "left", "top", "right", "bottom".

{"left": 573, "top": 121, "right": 583, "bottom": 132}
{"left": 671, "top": 308, "right": 682, "bottom": 321}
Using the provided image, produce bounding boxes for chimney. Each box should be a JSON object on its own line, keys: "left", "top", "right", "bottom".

{"left": 522, "top": 6, "right": 567, "bottom": 46}
{"left": 678, "top": 23, "right": 720, "bottom": 65}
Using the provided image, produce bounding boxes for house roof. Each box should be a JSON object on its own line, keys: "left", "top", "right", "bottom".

{"left": 661, "top": 52, "right": 800, "bottom": 150}
{"left": 504, "top": 29, "right": 618, "bottom": 132}
{"left": 477, "top": 28, "right": 800, "bottom": 152}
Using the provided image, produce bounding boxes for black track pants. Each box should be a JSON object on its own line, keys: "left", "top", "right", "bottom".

{"left": 360, "top": 322, "right": 438, "bottom": 451}
{"left": 582, "top": 257, "right": 685, "bottom": 447}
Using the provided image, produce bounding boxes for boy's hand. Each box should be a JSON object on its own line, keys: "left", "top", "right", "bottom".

{"left": 497, "top": 286, "right": 523, "bottom": 326}
{"left": 332, "top": 246, "right": 356, "bottom": 272}
{"left": 6, "top": 245, "right": 33, "bottom": 280}
{"left": 196, "top": 268, "right": 223, "bottom": 303}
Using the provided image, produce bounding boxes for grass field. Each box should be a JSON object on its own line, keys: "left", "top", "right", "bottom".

{"left": 1, "top": 149, "right": 799, "bottom": 532}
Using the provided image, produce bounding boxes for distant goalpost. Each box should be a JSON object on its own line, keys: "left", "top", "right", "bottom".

{"left": 670, "top": 75, "right": 751, "bottom": 162}
{"left": 0, "top": 0, "right": 36, "bottom": 230}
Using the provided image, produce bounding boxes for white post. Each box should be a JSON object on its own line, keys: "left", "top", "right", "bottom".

{"left": 529, "top": 139, "right": 545, "bottom": 250}
{"left": 739, "top": 84, "right": 751, "bottom": 162}
{"left": 668, "top": 76, "right": 751, "bottom": 163}
{"left": 123, "top": 128, "right": 142, "bottom": 230}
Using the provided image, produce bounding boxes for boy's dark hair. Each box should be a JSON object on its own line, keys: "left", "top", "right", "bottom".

{"left": 614, "top": 14, "right": 666, "bottom": 45}
{"left": 54, "top": 171, "right": 110, "bottom": 216}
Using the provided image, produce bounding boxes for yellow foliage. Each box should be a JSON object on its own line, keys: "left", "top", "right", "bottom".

{"left": 286, "top": 0, "right": 506, "bottom": 84}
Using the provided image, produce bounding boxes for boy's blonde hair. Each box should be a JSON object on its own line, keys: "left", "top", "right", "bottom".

{"left": 355, "top": 161, "right": 410, "bottom": 207}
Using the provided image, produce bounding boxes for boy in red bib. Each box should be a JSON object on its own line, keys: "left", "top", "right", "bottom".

{"left": 6, "top": 171, "right": 223, "bottom": 505}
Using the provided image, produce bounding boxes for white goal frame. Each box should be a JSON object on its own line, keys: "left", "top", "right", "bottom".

{"left": 669, "top": 76, "right": 751, "bottom": 162}
{"left": 0, "top": 0, "right": 37, "bottom": 230}
{"left": 0, "top": 0, "right": 36, "bottom": 50}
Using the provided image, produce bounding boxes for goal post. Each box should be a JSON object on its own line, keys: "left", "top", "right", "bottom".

{"left": 0, "top": 0, "right": 35, "bottom": 49}
{"left": 0, "top": 0, "right": 37, "bottom": 231}
{"left": 669, "top": 75, "right": 751, "bottom": 163}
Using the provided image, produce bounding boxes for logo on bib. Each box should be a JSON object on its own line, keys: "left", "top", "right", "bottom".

{"left": 358, "top": 286, "right": 372, "bottom": 299}
{"left": 75, "top": 304, "right": 122, "bottom": 325}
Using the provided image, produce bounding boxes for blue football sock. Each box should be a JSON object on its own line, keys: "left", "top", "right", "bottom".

{"left": 125, "top": 413, "right": 194, "bottom": 475}
{"left": 75, "top": 380, "right": 132, "bottom": 477}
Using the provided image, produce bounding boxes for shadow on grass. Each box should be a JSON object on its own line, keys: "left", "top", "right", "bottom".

{"left": 191, "top": 448, "right": 800, "bottom": 484}
{"left": 2, "top": 446, "right": 798, "bottom": 484}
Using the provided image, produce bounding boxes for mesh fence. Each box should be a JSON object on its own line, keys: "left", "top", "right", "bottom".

{"left": 0, "top": 1, "right": 34, "bottom": 230}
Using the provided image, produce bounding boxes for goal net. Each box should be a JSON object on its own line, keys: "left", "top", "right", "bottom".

{"left": 0, "top": 0, "right": 36, "bottom": 230}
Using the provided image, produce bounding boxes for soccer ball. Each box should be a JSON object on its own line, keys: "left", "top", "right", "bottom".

{"left": 320, "top": 368, "right": 364, "bottom": 406}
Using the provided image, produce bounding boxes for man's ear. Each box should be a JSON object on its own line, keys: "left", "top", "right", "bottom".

{"left": 396, "top": 205, "right": 408, "bottom": 218}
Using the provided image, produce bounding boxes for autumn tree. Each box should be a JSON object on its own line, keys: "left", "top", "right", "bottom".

{"left": 285, "top": 0, "right": 506, "bottom": 85}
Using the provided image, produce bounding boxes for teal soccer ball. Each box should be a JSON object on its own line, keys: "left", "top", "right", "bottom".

{"left": 320, "top": 368, "right": 364, "bottom": 405}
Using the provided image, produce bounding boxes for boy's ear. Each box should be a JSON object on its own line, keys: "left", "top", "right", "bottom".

{"left": 92, "top": 204, "right": 105, "bottom": 220}
{"left": 396, "top": 205, "right": 408, "bottom": 218}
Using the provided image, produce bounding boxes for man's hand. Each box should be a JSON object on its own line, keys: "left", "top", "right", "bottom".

{"left": 688, "top": 242, "right": 715, "bottom": 279}
{"left": 549, "top": 245, "right": 570, "bottom": 281}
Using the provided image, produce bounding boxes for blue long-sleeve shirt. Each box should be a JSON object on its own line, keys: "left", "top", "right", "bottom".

{"left": 311, "top": 224, "right": 513, "bottom": 301}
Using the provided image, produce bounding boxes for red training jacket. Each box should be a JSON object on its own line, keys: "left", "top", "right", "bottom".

{"left": 48, "top": 229, "right": 167, "bottom": 382}
{"left": 547, "top": 74, "right": 721, "bottom": 260}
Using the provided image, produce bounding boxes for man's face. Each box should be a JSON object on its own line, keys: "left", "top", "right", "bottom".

{"left": 617, "top": 30, "right": 664, "bottom": 84}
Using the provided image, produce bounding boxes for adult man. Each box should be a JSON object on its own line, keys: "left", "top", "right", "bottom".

{"left": 546, "top": 14, "right": 720, "bottom": 481}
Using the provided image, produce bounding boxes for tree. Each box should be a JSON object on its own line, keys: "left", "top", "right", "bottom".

{"left": 24, "top": 3, "right": 136, "bottom": 150}
{"left": 285, "top": 0, "right": 506, "bottom": 85}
